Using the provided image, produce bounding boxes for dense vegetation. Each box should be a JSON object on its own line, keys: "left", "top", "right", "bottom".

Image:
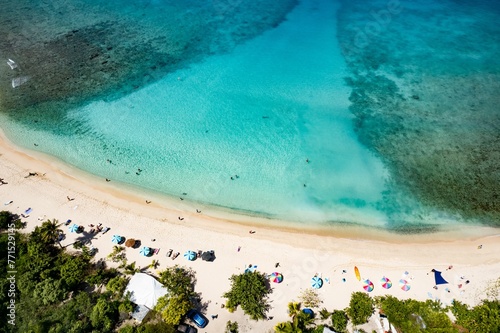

{"left": 0, "top": 211, "right": 179, "bottom": 333}
{"left": 273, "top": 291, "right": 500, "bottom": 333}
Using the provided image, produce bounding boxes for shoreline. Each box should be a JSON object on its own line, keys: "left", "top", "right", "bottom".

{"left": 1, "top": 128, "right": 500, "bottom": 332}
{"left": 0, "top": 128, "right": 498, "bottom": 245}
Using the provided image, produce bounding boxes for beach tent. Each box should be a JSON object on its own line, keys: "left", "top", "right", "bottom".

{"left": 124, "top": 273, "right": 169, "bottom": 309}
{"left": 433, "top": 270, "right": 448, "bottom": 285}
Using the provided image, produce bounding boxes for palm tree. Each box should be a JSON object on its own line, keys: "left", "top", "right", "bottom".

{"left": 287, "top": 302, "right": 302, "bottom": 319}
{"left": 39, "top": 219, "right": 62, "bottom": 246}
{"left": 124, "top": 261, "right": 141, "bottom": 275}
{"left": 274, "top": 322, "right": 294, "bottom": 333}
{"left": 149, "top": 259, "right": 160, "bottom": 270}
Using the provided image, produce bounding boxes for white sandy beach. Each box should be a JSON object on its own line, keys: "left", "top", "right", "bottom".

{"left": 1, "top": 130, "right": 499, "bottom": 332}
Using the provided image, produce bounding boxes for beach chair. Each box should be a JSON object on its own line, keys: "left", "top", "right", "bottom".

{"left": 166, "top": 249, "right": 173, "bottom": 257}
{"left": 102, "top": 227, "right": 110, "bottom": 234}
{"left": 172, "top": 252, "right": 180, "bottom": 260}
{"left": 65, "top": 219, "right": 72, "bottom": 226}
{"left": 153, "top": 248, "right": 160, "bottom": 255}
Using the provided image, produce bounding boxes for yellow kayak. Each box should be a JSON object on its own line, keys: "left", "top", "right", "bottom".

{"left": 354, "top": 266, "right": 361, "bottom": 281}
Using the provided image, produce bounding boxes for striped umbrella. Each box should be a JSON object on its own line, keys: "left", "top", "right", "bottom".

{"left": 139, "top": 246, "right": 151, "bottom": 257}
{"left": 184, "top": 250, "right": 196, "bottom": 261}
{"left": 381, "top": 276, "right": 392, "bottom": 289}
{"left": 269, "top": 272, "right": 283, "bottom": 283}
{"left": 311, "top": 276, "right": 323, "bottom": 289}
{"left": 111, "top": 235, "right": 123, "bottom": 244}
{"left": 69, "top": 224, "right": 79, "bottom": 233}
{"left": 363, "top": 279, "right": 374, "bottom": 292}
{"left": 399, "top": 279, "right": 411, "bottom": 291}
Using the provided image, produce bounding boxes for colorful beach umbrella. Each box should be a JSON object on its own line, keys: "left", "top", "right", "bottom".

{"left": 354, "top": 266, "right": 361, "bottom": 281}
{"left": 69, "top": 224, "right": 79, "bottom": 233}
{"left": 381, "top": 276, "right": 392, "bottom": 289}
{"left": 363, "top": 279, "right": 374, "bottom": 292}
{"left": 184, "top": 250, "right": 196, "bottom": 261}
{"left": 311, "top": 276, "right": 323, "bottom": 289}
{"left": 139, "top": 246, "right": 151, "bottom": 257}
{"left": 269, "top": 272, "right": 283, "bottom": 283}
{"left": 111, "top": 235, "right": 123, "bottom": 244}
{"left": 399, "top": 279, "right": 411, "bottom": 291}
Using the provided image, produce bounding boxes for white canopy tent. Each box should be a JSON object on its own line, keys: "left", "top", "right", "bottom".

{"left": 124, "top": 273, "right": 169, "bottom": 309}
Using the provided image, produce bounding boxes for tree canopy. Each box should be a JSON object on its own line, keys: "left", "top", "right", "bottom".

{"left": 346, "top": 292, "right": 374, "bottom": 326}
{"left": 223, "top": 271, "right": 271, "bottom": 320}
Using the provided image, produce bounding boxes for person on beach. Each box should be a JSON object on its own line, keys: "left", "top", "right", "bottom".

{"left": 237, "top": 246, "right": 241, "bottom": 252}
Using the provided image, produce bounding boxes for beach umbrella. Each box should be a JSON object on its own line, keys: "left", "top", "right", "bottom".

{"left": 184, "top": 250, "right": 196, "bottom": 261}
{"left": 381, "top": 276, "right": 392, "bottom": 289}
{"left": 269, "top": 272, "right": 283, "bottom": 283}
{"left": 399, "top": 279, "right": 411, "bottom": 291}
{"left": 125, "top": 238, "right": 136, "bottom": 247}
{"left": 69, "top": 224, "right": 79, "bottom": 233}
{"left": 363, "top": 279, "right": 374, "bottom": 292}
{"left": 201, "top": 250, "right": 216, "bottom": 262}
{"left": 311, "top": 276, "right": 323, "bottom": 289}
{"left": 139, "top": 246, "right": 151, "bottom": 257}
{"left": 111, "top": 235, "right": 123, "bottom": 244}
{"left": 354, "top": 266, "right": 361, "bottom": 281}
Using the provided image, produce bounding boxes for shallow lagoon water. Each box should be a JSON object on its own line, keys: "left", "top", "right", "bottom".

{"left": 1, "top": 0, "right": 499, "bottom": 231}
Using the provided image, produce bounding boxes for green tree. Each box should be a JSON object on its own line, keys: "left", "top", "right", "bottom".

{"left": 39, "top": 219, "right": 62, "bottom": 245}
{"left": 33, "top": 278, "right": 67, "bottom": 305}
{"left": 346, "top": 292, "right": 374, "bottom": 326}
{"left": 124, "top": 261, "right": 141, "bottom": 275}
{"left": 106, "top": 275, "right": 130, "bottom": 298}
{"left": 158, "top": 265, "right": 197, "bottom": 297}
{"left": 0, "top": 210, "right": 23, "bottom": 229}
{"left": 108, "top": 245, "right": 126, "bottom": 262}
{"left": 451, "top": 300, "right": 500, "bottom": 333}
{"left": 330, "top": 310, "right": 348, "bottom": 333}
{"left": 223, "top": 271, "right": 271, "bottom": 320}
{"left": 225, "top": 320, "right": 239, "bottom": 333}
{"left": 276, "top": 302, "right": 315, "bottom": 332}
{"left": 60, "top": 255, "right": 89, "bottom": 289}
{"left": 155, "top": 294, "right": 193, "bottom": 325}
{"left": 149, "top": 259, "right": 160, "bottom": 270}
{"left": 319, "top": 308, "right": 331, "bottom": 320}
{"left": 90, "top": 298, "right": 119, "bottom": 332}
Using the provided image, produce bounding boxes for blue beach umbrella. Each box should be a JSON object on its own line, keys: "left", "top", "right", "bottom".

{"left": 311, "top": 276, "right": 323, "bottom": 289}
{"left": 140, "top": 247, "right": 151, "bottom": 257}
{"left": 69, "top": 224, "right": 79, "bottom": 233}
{"left": 111, "top": 235, "right": 123, "bottom": 244}
{"left": 184, "top": 250, "right": 196, "bottom": 261}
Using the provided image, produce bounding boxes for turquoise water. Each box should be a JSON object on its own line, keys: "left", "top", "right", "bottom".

{"left": 0, "top": 0, "right": 499, "bottom": 231}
